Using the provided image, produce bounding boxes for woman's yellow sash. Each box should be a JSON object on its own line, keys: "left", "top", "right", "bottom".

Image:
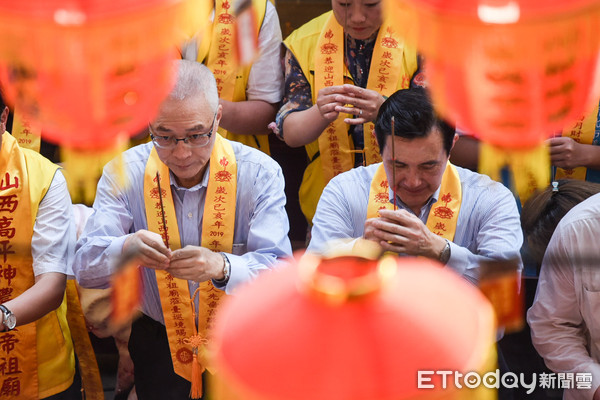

{"left": 314, "top": 13, "right": 410, "bottom": 183}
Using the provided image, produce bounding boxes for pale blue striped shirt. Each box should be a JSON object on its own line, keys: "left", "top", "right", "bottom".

{"left": 74, "top": 141, "right": 292, "bottom": 324}
{"left": 308, "top": 163, "right": 523, "bottom": 283}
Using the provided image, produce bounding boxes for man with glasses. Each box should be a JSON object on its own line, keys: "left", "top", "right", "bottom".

{"left": 73, "top": 60, "right": 292, "bottom": 399}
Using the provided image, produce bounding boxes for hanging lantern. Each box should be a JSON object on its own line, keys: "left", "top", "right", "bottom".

{"left": 387, "top": 0, "right": 600, "bottom": 199}
{"left": 0, "top": 0, "right": 210, "bottom": 149}
{"left": 212, "top": 252, "right": 497, "bottom": 400}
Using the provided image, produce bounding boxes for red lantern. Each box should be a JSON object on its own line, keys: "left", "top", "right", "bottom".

{"left": 212, "top": 253, "right": 496, "bottom": 400}
{"left": 0, "top": 0, "right": 209, "bottom": 149}
{"left": 391, "top": 0, "right": 600, "bottom": 148}
{"left": 387, "top": 0, "right": 600, "bottom": 199}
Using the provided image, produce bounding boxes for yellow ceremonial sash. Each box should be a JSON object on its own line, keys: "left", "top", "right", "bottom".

{"left": 11, "top": 109, "right": 41, "bottom": 153}
{"left": 200, "top": 0, "right": 270, "bottom": 154}
{"left": 314, "top": 13, "right": 411, "bottom": 184}
{"left": 367, "top": 162, "right": 462, "bottom": 241}
{"left": 144, "top": 134, "right": 236, "bottom": 381}
{"left": 555, "top": 101, "right": 600, "bottom": 180}
{"left": 0, "top": 132, "right": 39, "bottom": 399}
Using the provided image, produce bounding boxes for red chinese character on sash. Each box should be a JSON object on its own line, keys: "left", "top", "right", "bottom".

{"left": 374, "top": 193, "right": 389, "bottom": 203}
{"left": 212, "top": 221, "right": 225, "bottom": 230}
{"left": 0, "top": 376, "right": 20, "bottom": 397}
{"left": 0, "top": 357, "right": 21, "bottom": 375}
{"left": 216, "top": 186, "right": 227, "bottom": 194}
{"left": 220, "top": 28, "right": 231, "bottom": 36}
{"left": 433, "top": 193, "right": 454, "bottom": 219}
{"left": 213, "top": 204, "right": 225, "bottom": 211}
{"left": 0, "top": 288, "right": 12, "bottom": 304}
{"left": 0, "top": 174, "right": 18, "bottom": 191}
{"left": 0, "top": 196, "right": 17, "bottom": 213}
{"left": 0, "top": 243, "right": 14, "bottom": 263}
{"left": 382, "top": 51, "right": 393, "bottom": 59}
{"left": 214, "top": 195, "right": 227, "bottom": 203}
{"left": 0, "top": 334, "right": 18, "bottom": 354}
{"left": 0, "top": 217, "right": 14, "bottom": 240}
{"left": 213, "top": 212, "right": 224, "bottom": 220}
{"left": 0, "top": 265, "right": 16, "bottom": 286}
{"left": 209, "top": 240, "right": 222, "bottom": 249}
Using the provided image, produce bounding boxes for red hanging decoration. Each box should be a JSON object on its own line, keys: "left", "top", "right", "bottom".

{"left": 212, "top": 253, "right": 497, "bottom": 400}
{"left": 390, "top": 0, "right": 600, "bottom": 148}
{"left": 0, "top": 0, "right": 209, "bottom": 149}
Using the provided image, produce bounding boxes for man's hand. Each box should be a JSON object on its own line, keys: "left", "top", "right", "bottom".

{"left": 333, "top": 84, "right": 386, "bottom": 126}
{"left": 548, "top": 136, "right": 586, "bottom": 169}
{"left": 122, "top": 230, "right": 171, "bottom": 270}
{"left": 168, "top": 246, "right": 224, "bottom": 282}
{"left": 363, "top": 209, "right": 446, "bottom": 259}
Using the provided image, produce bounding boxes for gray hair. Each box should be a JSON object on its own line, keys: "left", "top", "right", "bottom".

{"left": 169, "top": 59, "right": 219, "bottom": 112}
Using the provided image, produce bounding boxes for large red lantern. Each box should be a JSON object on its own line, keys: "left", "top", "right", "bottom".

{"left": 212, "top": 252, "right": 497, "bottom": 400}
{"left": 387, "top": 0, "right": 600, "bottom": 198}
{"left": 0, "top": 0, "right": 208, "bottom": 150}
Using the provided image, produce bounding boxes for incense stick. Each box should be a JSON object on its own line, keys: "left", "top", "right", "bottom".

{"left": 391, "top": 116, "right": 397, "bottom": 210}
{"left": 155, "top": 171, "right": 170, "bottom": 248}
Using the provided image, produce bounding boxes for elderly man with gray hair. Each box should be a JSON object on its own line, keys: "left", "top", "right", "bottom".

{"left": 73, "top": 60, "right": 292, "bottom": 399}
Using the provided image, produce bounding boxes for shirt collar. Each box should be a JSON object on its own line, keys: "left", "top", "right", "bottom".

{"left": 388, "top": 185, "right": 442, "bottom": 218}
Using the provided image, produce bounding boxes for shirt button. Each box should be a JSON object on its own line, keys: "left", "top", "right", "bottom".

{"left": 187, "top": 212, "right": 193, "bottom": 219}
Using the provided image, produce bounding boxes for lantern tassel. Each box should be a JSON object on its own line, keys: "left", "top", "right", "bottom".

{"left": 190, "top": 349, "right": 203, "bottom": 399}
{"left": 479, "top": 142, "right": 550, "bottom": 204}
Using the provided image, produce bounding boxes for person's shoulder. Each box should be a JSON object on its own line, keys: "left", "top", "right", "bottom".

{"left": 558, "top": 192, "right": 600, "bottom": 228}
{"left": 230, "top": 140, "right": 281, "bottom": 173}
{"left": 329, "top": 163, "right": 379, "bottom": 187}
{"left": 455, "top": 165, "right": 510, "bottom": 194}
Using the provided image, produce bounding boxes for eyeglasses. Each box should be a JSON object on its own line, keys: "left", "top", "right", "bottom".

{"left": 149, "top": 112, "right": 217, "bottom": 149}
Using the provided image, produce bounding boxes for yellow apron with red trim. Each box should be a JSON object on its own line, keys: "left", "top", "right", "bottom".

{"left": 195, "top": 0, "right": 270, "bottom": 154}
{"left": 367, "top": 162, "right": 462, "bottom": 241}
{"left": 144, "top": 134, "right": 236, "bottom": 381}
{"left": 284, "top": 10, "right": 419, "bottom": 223}
{"left": 0, "top": 132, "right": 75, "bottom": 399}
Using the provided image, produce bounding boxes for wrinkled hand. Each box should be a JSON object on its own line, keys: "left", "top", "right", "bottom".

{"left": 548, "top": 136, "right": 586, "bottom": 170}
{"left": 168, "top": 246, "right": 224, "bottom": 282}
{"left": 122, "top": 230, "right": 171, "bottom": 270}
{"left": 363, "top": 209, "right": 446, "bottom": 259}
{"left": 316, "top": 85, "right": 345, "bottom": 123}
{"left": 333, "top": 84, "right": 385, "bottom": 125}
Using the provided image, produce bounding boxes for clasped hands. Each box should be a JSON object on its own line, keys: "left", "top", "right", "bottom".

{"left": 363, "top": 209, "right": 447, "bottom": 260}
{"left": 122, "top": 230, "right": 225, "bottom": 282}
{"left": 316, "top": 84, "right": 385, "bottom": 125}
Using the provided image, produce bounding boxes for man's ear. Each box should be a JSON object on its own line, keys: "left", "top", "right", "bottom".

{"left": 449, "top": 133, "right": 459, "bottom": 153}
{"left": 0, "top": 106, "right": 8, "bottom": 132}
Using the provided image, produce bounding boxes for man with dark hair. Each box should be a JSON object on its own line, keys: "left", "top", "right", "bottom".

{"left": 308, "top": 88, "right": 522, "bottom": 283}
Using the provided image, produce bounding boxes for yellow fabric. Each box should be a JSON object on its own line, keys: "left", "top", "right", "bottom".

{"left": 65, "top": 280, "right": 104, "bottom": 400}
{"left": 11, "top": 109, "right": 41, "bottom": 153}
{"left": 144, "top": 134, "right": 235, "bottom": 381}
{"left": 555, "top": 101, "right": 599, "bottom": 180}
{"left": 479, "top": 143, "right": 550, "bottom": 204}
{"left": 0, "top": 132, "right": 75, "bottom": 398}
{"left": 367, "top": 162, "right": 462, "bottom": 241}
{"left": 285, "top": 10, "right": 419, "bottom": 223}
{"left": 199, "top": 0, "right": 269, "bottom": 154}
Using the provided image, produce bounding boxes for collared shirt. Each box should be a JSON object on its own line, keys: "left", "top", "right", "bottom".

{"left": 308, "top": 163, "right": 523, "bottom": 283}
{"left": 32, "top": 170, "right": 74, "bottom": 277}
{"left": 527, "top": 193, "right": 600, "bottom": 400}
{"left": 74, "top": 140, "right": 292, "bottom": 324}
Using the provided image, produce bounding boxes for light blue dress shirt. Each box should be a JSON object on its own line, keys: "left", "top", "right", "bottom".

{"left": 74, "top": 141, "right": 292, "bottom": 324}
{"left": 308, "top": 163, "right": 523, "bottom": 283}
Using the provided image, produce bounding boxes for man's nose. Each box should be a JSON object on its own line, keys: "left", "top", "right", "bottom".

{"left": 171, "top": 140, "right": 191, "bottom": 157}
{"left": 403, "top": 171, "right": 422, "bottom": 188}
